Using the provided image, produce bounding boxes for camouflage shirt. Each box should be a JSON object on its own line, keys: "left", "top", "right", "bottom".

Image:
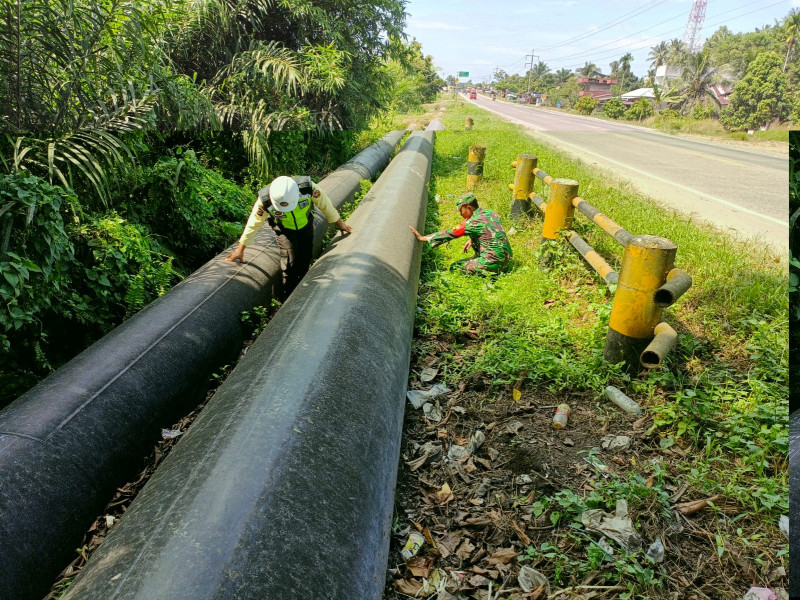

{"left": 427, "top": 208, "right": 512, "bottom": 264}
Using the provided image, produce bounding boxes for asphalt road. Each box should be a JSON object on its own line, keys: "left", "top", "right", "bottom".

{"left": 467, "top": 93, "right": 789, "bottom": 256}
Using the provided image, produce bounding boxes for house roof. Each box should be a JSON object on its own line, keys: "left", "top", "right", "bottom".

{"left": 709, "top": 85, "right": 731, "bottom": 106}
{"left": 621, "top": 88, "right": 655, "bottom": 100}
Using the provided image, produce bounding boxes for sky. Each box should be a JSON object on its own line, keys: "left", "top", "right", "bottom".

{"left": 403, "top": 0, "right": 798, "bottom": 84}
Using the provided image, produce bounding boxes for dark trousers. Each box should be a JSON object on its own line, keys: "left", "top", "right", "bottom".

{"left": 274, "top": 224, "right": 313, "bottom": 301}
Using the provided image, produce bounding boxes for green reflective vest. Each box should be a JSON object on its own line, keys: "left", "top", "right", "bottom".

{"left": 266, "top": 176, "right": 315, "bottom": 231}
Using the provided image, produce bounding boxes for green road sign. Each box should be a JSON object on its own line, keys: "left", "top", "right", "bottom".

{"left": 458, "top": 71, "right": 469, "bottom": 77}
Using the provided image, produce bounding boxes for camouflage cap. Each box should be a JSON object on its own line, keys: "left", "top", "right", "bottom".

{"left": 456, "top": 192, "right": 477, "bottom": 208}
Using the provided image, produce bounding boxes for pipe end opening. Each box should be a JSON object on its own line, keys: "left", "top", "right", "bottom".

{"left": 653, "top": 289, "right": 674, "bottom": 307}
{"left": 640, "top": 351, "right": 661, "bottom": 369}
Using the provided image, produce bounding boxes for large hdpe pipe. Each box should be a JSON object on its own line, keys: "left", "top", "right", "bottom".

{"left": 63, "top": 131, "right": 434, "bottom": 600}
{"left": 0, "top": 130, "right": 405, "bottom": 600}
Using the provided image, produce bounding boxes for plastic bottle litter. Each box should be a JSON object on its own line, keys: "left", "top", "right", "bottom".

{"left": 552, "top": 404, "right": 571, "bottom": 429}
{"left": 603, "top": 386, "right": 643, "bottom": 415}
{"left": 401, "top": 531, "right": 425, "bottom": 561}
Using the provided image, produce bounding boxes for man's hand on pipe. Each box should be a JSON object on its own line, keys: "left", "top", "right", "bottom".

{"left": 225, "top": 243, "right": 246, "bottom": 262}
{"left": 409, "top": 225, "right": 429, "bottom": 242}
{"left": 336, "top": 219, "right": 354, "bottom": 234}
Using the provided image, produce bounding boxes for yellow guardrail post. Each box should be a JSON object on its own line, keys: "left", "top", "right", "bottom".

{"left": 603, "top": 235, "right": 677, "bottom": 370}
{"left": 467, "top": 145, "right": 486, "bottom": 189}
{"left": 510, "top": 154, "right": 537, "bottom": 219}
{"left": 541, "top": 178, "right": 578, "bottom": 239}
{"left": 465, "top": 116, "right": 473, "bottom": 130}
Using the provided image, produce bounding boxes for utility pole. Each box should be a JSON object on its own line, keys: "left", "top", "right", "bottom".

{"left": 525, "top": 50, "right": 537, "bottom": 96}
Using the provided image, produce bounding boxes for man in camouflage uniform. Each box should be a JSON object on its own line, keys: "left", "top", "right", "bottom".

{"left": 410, "top": 192, "right": 512, "bottom": 275}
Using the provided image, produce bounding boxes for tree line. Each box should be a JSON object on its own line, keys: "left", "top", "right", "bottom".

{"left": 0, "top": 0, "right": 443, "bottom": 406}
{"left": 475, "top": 9, "right": 799, "bottom": 129}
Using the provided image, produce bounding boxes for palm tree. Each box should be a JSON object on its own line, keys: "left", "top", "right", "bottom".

{"left": 555, "top": 68, "right": 573, "bottom": 86}
{"left": 676, "top": 50, "right": 718, "bottom": 112}
{"left": 651, "top": 83, "right": 681, "bottom": 112}
{"left": 578, "top": 62, "right": 598, "bottom": 77}
{"left": 532, "top": 61, "right": 550, "bottom": 80}
{"left": 618, "top": 52, "right": 633, "bottom": 93}
{"left": 648, "top": 41, "right": 669, "bottom": 70}
{"left": 667, "top": 39, "right": 688, "bottom": 66}
{"left": 783, "top": 8, "right": 800, "bottom": 72}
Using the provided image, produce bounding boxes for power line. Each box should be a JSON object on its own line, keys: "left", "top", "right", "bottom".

{"left": 545, "top": 0, "right": 768, "bottom": 64}
{"left": 535, "top": 0, "right": 673, "bottom": 51}
{"left": 546, "top": 0, "right": 789, "bottom": 68}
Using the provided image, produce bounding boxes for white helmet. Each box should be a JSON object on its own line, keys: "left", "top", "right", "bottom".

{"left": 267, "top": 176, "right": 300, "bottom": 212}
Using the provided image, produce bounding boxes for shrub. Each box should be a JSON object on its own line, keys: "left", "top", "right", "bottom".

{"left": 691, "top": 103, "right": 715, "bottom": 120}
{"left": 603, "top": 97, "right": 625, "bottom": 119}
{"left": 133, "top": 149, "right": 253, "bottom": 268}
{"left": 625, "top": 97, "right": 653, "bottom": 121}
{"left": 575, "top": 95, "right": 599, "bottom": 115}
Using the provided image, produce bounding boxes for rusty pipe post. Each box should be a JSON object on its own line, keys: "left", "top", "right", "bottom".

{"left": 467, "top": 145, "right": 486, "bottom": 189}
{"left": 640, "top": 322, "right": 678, "bottom": 368}
{"left": 510, "top": 154, "right": 537, "bottom": 219}
{"left": 541, "top": 178, "right": 578, "bottom": 239}
{"left": 654, "top": 268, "right": 692, "bottom": 307}
{"left": 465, "top": 116, "right": 473, "bottom": 130}
{"left": 603, "top": 235, "right": 677, "bottom": 370}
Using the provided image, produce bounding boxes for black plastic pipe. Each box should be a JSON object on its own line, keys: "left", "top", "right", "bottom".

{"left": 62, "top": 131, "right": 434, "bottom": 600}
{"left": 0, "top": 130, "right": 405, "bottom": 600}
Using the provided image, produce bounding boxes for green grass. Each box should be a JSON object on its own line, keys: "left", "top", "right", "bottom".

{"left": 412, "top": 97, "right": 788, "bottom": 519}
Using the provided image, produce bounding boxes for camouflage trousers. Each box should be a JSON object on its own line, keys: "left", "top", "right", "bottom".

{"left": 450, "top": 253, "right": 510, "bottom": 275}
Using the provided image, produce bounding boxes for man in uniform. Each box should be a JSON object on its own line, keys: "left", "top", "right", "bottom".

{"left": 226, "top": 175, "right": 353, "bottom": 300}
{"left": 409, "top": 192, "right": 512, "bottom": 275}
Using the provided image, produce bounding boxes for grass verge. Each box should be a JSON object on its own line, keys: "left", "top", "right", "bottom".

{"left": 383, "top": 96, "right": 787, "bottom": 599}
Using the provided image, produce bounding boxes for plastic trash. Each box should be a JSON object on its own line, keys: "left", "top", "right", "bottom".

{"left": 401, "top": 531, "right": 425, "bottom": 561}
{"left": 743, "top": 588, "right": 777, "bottom": 600}
{"left": 581, "top": 499, "right": 643, "bottom": 552}
{"left": 422, "top": 402, "right": 443, "bottom": 422}
{"left": 465, "top": 430, "right": 485, "bottom": 454}
{"left": 779, "top": 515, "right": 789, "bottom": 540}
{"left": 601, "top": 434, "right": 631, "bottom": 452}
{"left": 447, "top": 444, "right": 469, "bottom": 462}
{"left": 646, "top": 537, "right": 664, "bottom": 563}
{"left": 603, "top": 386, "right": 643, "bottom": 415}
{"left": 407, "top": 384, "right": 450, "bottom": 409}
{"left": 597, "top": 537, "right": 614, "bottom": 556}
{"left": 552, "top": 404, "right": 570, "bottom": 429}
{"left": 161, "top": 428, "right": 182, "bottom": 440}
{"left": 518, "top": 565, "right": 551, "bottom": 594}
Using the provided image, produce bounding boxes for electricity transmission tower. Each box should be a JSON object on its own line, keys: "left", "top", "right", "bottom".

{"left": 682, "top": 0, "right": 707, "bottom": 53}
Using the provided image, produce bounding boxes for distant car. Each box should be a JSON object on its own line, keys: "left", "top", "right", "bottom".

{"left": 507, "top": 93, "right": 517, "bottom": 101}
{"left": 469, "top": 91, "right": 477, "bottom": 100}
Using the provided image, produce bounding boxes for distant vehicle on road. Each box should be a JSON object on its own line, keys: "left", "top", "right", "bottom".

{"left": 469, "top": 91, "right": 477, "bottom": 100}
{"left": 507, "top": 93, "right": 517, "bottom": 101}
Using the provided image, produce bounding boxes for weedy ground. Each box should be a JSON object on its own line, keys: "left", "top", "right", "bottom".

{"left": 381, "top": 97, "right": 788, "bottom": 600}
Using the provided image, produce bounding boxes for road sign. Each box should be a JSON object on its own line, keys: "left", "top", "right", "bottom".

{"left": 458, "top": 71, "right": 469, "bottom": 77}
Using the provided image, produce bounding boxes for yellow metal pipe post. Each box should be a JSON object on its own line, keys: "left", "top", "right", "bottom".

{"left": 467, "top": 145, "right": 486, "bottom": 190}
{"left": 510, "top": 154, "right": 537, "bottom": 219}
{"left": 541, "top": 178, "right": 578, "bottom": 239}
{"left": 603, "top": 235, "right": 677, "bottom": 370}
